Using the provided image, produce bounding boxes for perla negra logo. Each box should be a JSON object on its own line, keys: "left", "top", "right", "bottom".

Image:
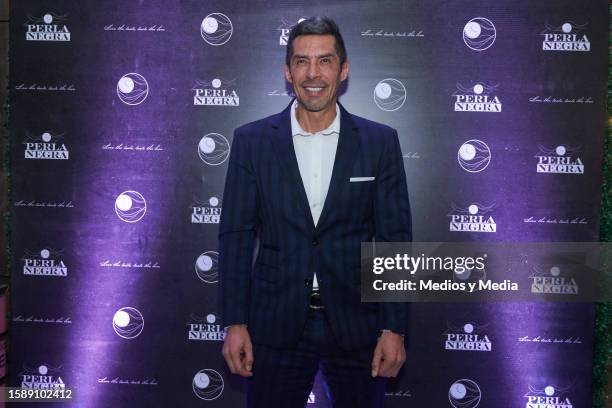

{"left": 278, "top": 17, "right": 307, "bottom": 45}
{"left": 453, "top": 83, "right": 501, "bottom": 112}
{"left": 541, "top": 22, "right": 590, "bottom": 52}
{"left": 524, "top": 385, "right": 573, "bottom": 408}
{"left": 444, "top": 322, "right": 492, "bottom": 352}
{"left": 535, "top": 145, "right": 584, "bottom": 174}
{"left": 530, "top": 266, "right": 578, "bottom": 295}
{"left": 448, "top": 203, "right": 496, "bottom": 233}
{"left": 25, "top": 13, "right": 70, "bottom": 41}
{"left": 188, "top": 313, "right": 225, "bottom": 341}
{"left": 21, "top": 365, "right": 66, "bottom": 389}
{"left": 191, "top": 196, "right": 222, "bottom": 224}
{"left": 193, "top": 78, "right": 239, "bottom": 106}
{"left": 22, "top": 249, "right": 67, "bottom": 277}
{"left": 23, "top": 131, "right": 69, "bottom": 160}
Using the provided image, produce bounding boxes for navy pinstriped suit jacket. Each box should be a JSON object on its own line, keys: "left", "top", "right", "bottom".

{"left": 219, "top": 101, "right": 412, "bottom": 350}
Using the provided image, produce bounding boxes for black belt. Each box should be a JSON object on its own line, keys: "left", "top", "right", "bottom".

{"left": 309, "top": 290, "right": 324, "bottom": 310}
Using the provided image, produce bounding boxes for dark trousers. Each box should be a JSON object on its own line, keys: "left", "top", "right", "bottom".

{"left": 247, "top": 308, "right": 385, "bottom": 408}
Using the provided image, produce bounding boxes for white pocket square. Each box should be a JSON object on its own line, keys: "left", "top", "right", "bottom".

{"left": 350, "top": 177, "right": 375, "bottom": 182}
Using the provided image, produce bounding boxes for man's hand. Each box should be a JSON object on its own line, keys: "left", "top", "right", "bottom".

{"left": 371, "top": 331, "right": 406, "bottom": 377}
{"left": 222, "top": 324, "right": 254, "bottom": 377}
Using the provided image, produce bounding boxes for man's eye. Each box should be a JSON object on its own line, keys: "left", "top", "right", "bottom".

{"left": 296, "top": 59, "right": 307, "bottom": 64}
{"left": 321, "top": 58, "right": 331, "bottom": 64}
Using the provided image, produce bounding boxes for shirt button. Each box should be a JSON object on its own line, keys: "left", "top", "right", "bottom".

{"left": 313, "top": 173, "right": 318, "bottom": 178}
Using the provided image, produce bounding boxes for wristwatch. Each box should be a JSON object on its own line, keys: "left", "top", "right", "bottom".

{"left": 380, "top": 329, "right": 405, "bottom": 337}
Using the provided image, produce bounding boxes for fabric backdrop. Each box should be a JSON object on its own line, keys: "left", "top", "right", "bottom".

{"left": 9, "top": 1, "right": 608, "bottom": 406}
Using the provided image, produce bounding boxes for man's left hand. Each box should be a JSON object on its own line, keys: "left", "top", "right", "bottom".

{"left": 371, "top": 331, "right": 406, "bottom": 377}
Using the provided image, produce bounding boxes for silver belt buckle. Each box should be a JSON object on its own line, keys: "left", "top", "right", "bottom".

{"left": 309, "top": 291, "right": 324, "bottom": 310}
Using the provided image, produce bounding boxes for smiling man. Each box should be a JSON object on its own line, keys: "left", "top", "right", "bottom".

{"left": 219, "top": 16, "right": 412, "bottom": 408}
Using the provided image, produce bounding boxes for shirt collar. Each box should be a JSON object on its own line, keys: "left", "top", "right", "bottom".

{"left": 291, "top": 100, "right": 340, "bottom": 137}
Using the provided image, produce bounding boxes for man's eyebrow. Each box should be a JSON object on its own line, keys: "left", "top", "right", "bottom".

{"left": 292, "top": 53, "right": 336, "bottom": 60}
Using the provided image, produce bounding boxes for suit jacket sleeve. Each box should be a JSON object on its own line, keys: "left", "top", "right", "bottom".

{"left": 218, "top": 128, "right": 259, "bottom": 326}
{"left": 374, "top": 129, "right": 412, "bottom": 335}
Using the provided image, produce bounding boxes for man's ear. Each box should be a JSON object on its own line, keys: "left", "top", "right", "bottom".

{"left": 340, "top": 59, "right": 349, "bottom": 82}
{"left": 284, "top": 64, "right": 293, "bottom": 84}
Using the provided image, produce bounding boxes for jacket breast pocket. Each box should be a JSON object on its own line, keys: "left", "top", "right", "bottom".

{"left": 348, "top": 178, "right": 376, "bottom": 207}
{"left": 349, "top": 178, "right": 375, "bottom": 190}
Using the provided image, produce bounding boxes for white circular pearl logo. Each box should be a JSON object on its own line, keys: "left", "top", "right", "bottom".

{"left": 41, "top": 132, "right": 52, "bottom": 142}
{"left": 200, "top": 13, "right": 233, "bottom": 46}
{"left": 198, "top": 133, "right": 230, "bottom": 166}
{"left": 195, "top": 251, "right": 218, "bottom": 283}
{"left": 40, "top": 249, "right": 50, "bottom": 259}
{"left": 464, "top": 324, "right": 474, "bottom": 334}
{"left": 373, "top": 79, "right": 407, "bottom": 111}
{"left": 455, "top": 267, "right": 471, "bottom": 280}
{"left": 38, "top": 365, "right": 48, "bottom": 375}
{"left": 192, "top": 369, "right": 224, "bottom": 400}
{"left": 463, "top": 17, "right": 496, "bottom": 51}
{"left": 43, "top": 14, "right": 53, "bottom": 24}
{"left": 458, "top": 140, "right": 491, "bottom": 173}
{"left": 555, "top": 145, "right": 567, "bottom": 156}
{"left": 114, "top": 191, "right": 147, "bottom": 223}
{"left": 116, "top": 73, "right": 149, "bottom": 105}
{"left": 202, "top": 17, "right": 218, "bottom": 34}
{"left": 449, "top": 379, "right": 481, "bottom": 408}
{"left": 112, "top": 307, "right": 144, "bottom": 339}
{"left": 450, "top": 382, "right": 466, "bottom": 399}
{"left": 468, "top": 204, "right": 479, "bottom": 215}
{"left": 562, "top": 23, "right": 572, "bottom": 33}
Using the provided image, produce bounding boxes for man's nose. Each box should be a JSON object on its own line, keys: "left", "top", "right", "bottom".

{"left": 306, "top": 61, "right": 321, "bottom": 79}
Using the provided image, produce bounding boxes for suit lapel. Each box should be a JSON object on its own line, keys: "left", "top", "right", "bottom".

{"left": 268, "top": 101, "right": 361, "bottom": 233}
{"left": 316, "top": 103, "right": 361, "bottom": 231}
{"left": 269, "top": 102, "right": 317, "bottom": 231}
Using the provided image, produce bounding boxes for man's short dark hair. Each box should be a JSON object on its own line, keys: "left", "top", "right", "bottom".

{"left": 285, "top": 16, "right": 347, "bottom": 67}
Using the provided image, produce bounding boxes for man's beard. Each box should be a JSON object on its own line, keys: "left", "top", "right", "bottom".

{"left": 298, "top": 96, "right": 329, "bottom": 112}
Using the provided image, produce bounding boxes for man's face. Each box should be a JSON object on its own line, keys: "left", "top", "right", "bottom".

{"left": 284, "top": 34, "right": 349, "bottom": 112}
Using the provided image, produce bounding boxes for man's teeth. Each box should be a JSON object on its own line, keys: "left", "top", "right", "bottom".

{"left": 305, "top": 87, "right": 323, "bottom": 92}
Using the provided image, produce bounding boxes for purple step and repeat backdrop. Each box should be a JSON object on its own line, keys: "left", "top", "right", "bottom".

{"left": 9, "top": 0, "right": 608, "bottom": 407}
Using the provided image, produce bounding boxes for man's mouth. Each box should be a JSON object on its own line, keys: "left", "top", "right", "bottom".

{"left": 302, "top": 85, "right": 326, "bottom": 94}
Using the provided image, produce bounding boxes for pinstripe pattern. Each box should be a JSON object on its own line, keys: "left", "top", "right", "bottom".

{"left": 247, "top": 309, "right": 385, "bottom": 408}
{"left": 219, "top": 101, "right": 412, "bottom": 350}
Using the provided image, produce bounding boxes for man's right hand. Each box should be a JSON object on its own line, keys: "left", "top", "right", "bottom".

{"left": 222, "top": 324, "right": 254, "bottom": 377}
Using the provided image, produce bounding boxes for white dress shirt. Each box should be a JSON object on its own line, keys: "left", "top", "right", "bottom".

{"left": 290, "top": 100, "right": 340, "bottom": 290}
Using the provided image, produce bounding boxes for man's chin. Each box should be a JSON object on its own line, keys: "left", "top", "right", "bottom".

{"left": 296, "top": 98, "right": 331, "bottom": 113}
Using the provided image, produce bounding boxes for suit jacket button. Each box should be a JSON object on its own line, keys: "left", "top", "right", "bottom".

{"left": 312, "top": 239, "right": 319, "bottom": 246}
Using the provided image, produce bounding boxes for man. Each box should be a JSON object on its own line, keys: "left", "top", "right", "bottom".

{"left": 219, "top": 17, "right": 412, "bottom": 407}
